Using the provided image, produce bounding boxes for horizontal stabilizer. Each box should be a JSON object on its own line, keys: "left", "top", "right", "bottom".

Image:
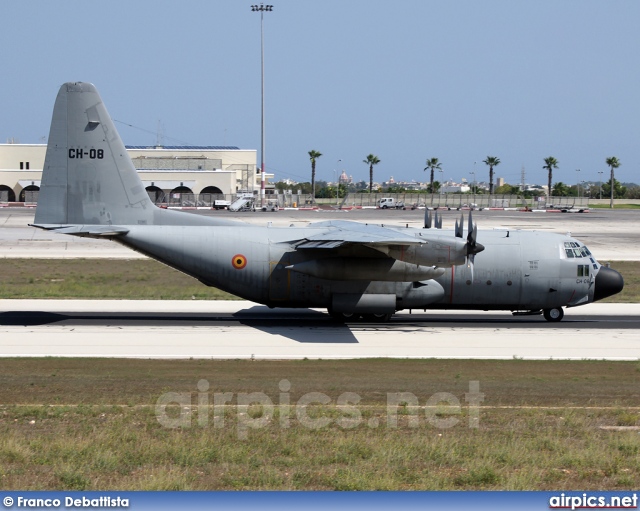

{"left": 30, "top": 224, "right": 129, "bottom": 238}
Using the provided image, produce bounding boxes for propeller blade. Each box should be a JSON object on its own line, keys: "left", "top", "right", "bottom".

{"left": 424, "top": 209, "right": 432, "bottom": 229}
{"left": 455, "top": 214, "right": 464, "bottom": 238}
{"left": 468, "top": 254, "right": 475, "bottom": 282}
{"left": 467, "top": 211, "right": 478, "bottom": 245}
{"left": 435, "top": 211, "right": 442, "bottom": 229}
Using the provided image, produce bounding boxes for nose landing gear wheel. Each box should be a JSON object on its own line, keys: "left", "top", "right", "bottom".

{"left": 543, "top": 307, "right": 564, "bottom": 322}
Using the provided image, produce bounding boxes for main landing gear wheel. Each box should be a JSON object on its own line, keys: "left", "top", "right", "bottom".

{"left": 543, "top": 307, "right": 564, "bottom": 322}
{"left": 328, "top": 310, "right": 359, "bottom": 322}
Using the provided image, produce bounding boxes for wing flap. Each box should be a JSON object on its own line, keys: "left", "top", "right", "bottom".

{"left": 297, "top": 220, "right": 425, "bottom": 249}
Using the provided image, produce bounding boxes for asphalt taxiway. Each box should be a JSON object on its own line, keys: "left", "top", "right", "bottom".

{"left": 1, "top": 300, "right": 638, "bottom": 360}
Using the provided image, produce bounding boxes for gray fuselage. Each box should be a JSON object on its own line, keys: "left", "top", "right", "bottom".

{"left": 116, "top": 224, "right": 597, "bottom": 312}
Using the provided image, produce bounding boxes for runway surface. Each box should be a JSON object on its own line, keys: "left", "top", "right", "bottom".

{"left": 1, "top": 300, "right": 638, "bottom": 360}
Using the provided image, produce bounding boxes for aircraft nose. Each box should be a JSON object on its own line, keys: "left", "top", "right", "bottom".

{"left": 593, "top": 266, "right": 624, "bottom": 302}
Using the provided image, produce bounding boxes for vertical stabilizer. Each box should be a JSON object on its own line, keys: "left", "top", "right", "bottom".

{"left": 34, "top": 82, "right": 155, "bottom": 226}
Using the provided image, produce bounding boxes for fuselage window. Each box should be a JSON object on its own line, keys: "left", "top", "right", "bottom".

{"left": 577, "top": 266, "right": 584, "bottom": 277}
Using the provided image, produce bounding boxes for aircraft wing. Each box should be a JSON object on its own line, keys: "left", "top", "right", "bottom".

{"left": 296, "top": 220, "right": 425, "bottom": 249}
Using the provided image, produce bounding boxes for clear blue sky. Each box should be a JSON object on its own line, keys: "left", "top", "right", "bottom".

{"left": 3, "top": 1, "right": 639, "bottom": 186}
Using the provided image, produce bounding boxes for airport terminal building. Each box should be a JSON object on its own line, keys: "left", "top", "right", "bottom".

{"left": 0, "top": 143, "right": 265, "bottom": 205}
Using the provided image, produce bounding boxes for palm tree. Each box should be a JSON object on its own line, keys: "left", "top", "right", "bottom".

{"left": 552, "top": 182, "right": 570, "bottom": 197}
{"left": 308, "top": 150, "right": 322, "bottom": 199}
{"left": 424, "top": 157, "right": 442, "bottom": 205}
{"left": 363, "top": 154, "right": 381, "bottom": 194}
{"left": 542, "top": 156, "right": 559, "bottom": 202}
{"left": 605, "top": 156, "right": 621, "bottom": 209}
{"left": 483, "top": 156, "right": 500, "bottom": 196}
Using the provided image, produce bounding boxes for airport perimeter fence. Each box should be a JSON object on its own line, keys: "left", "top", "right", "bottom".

{"left": 337, "top": 193, "right": 590, "bottom": 209}
{"left": 155, "top": 193, "right": 316, "bottom": 209}
{"left": 3, "top": 190, "right": 590, "bottom": 209}
{"left": 157, "top": 192, "right": 589, "bottom": 209}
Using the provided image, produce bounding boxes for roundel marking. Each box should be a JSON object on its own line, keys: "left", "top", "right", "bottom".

{"left": 232, "top": 254, "right": 247, "bottom": 270}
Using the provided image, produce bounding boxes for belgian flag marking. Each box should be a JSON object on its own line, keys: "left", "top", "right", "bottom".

{"left": 232, "top": 254, "right": 247, "bottom": 270}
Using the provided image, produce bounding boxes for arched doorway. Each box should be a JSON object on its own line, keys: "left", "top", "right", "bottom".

{"left": 200, "top": 186, "right": 224, "bottom": 207}
{"left": 0, "top": 185, "right": 16, "bottom": 203}
{"left": 19, "top": 185, "right": 40, "bottom": 203}
{"left": 201, "top": 186, "right": 223, "bottom": 195}
{"left": 169, "top": 186, "right": 194, "bottom": 206}
{"left": 145, "top": 185, "right": 165, "bottom": 204}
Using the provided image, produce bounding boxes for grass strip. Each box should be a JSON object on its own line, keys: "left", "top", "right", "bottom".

{"left": 0, "top": 358, "right": 639, "bottom": 490}
{"left": 0, "top": 259, "right": 636, "bottom": 302}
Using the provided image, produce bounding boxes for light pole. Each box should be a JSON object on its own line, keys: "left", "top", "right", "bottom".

{"left": 575, "top": 169, "right": 581, "bottom": 200}
{"left": 471, "top": 161, "right": 476, "bottom": 206}
{"left": 251, "top": 3, "right": 273, "bottom": 207}
{"left": 439, "top": 169, "right": 444, "bottom": 204}
{"left": 469, "top": 172, "right": 476, "bottom": 205}
{"left": 598, "top": 171, "right": 603, "bottom": 200}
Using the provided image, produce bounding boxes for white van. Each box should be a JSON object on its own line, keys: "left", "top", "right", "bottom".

{"left": 377, "top": 197, "right": 396, "bottom": 209}
{"left": 377, "top": 197, "right": 405, "bottom": 209}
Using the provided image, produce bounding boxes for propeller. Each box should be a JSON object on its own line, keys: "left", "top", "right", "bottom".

{"left": 454, "top": 214, "right": 464, "bottom": 238}
{"left": 465, "top": 211, "right": 484, "bottom": 281}
{"left": 425, "top": 210, "right": 442, "bottom": 229}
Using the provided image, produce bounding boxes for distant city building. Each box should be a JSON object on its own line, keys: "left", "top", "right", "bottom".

{"left": 338, "top": 170, "right": 352, "bottom": 184}
{"left": 441, "top": 183, "right": 471, "bottom": 194}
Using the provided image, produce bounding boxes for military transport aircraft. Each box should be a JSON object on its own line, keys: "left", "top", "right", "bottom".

{"left": 31, "top": 83, "right": 624, "bottom": 322}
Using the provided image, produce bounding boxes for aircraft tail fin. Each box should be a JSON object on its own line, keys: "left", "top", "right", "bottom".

{"left": 34, "top": 82, "right": 157, "bottom": 227}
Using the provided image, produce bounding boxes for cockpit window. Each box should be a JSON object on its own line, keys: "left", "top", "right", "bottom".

{"left": 563, "top": 241, "right": 594, "bottom": 260}
{"left": 577, "top": 265, "right": 590, "bottom": 277}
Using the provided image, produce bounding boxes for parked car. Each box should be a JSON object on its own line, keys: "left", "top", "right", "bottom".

{"left": 377, "top": 198, "right": 406, "bottom": 209}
